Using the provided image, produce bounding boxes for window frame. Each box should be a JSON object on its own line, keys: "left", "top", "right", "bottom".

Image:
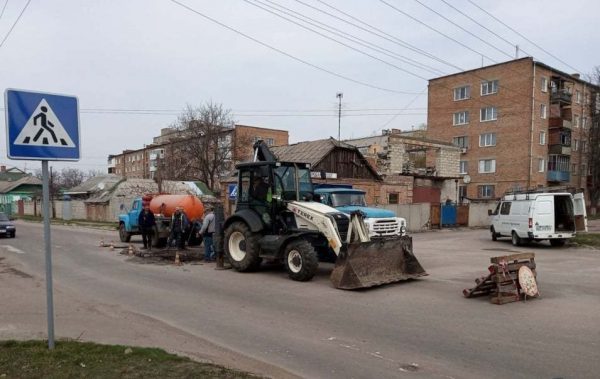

{"left": 478, "top": 184, "right": 495, "bottom": 198}
{"left": 538, "top": 158, "right": 545, "bottom": 172}
{"left": 478, "top": 159, "right": 496, "bottom": 174}
{"left": 453, "top": 85, "right": 471, "bottom": 101}
{"left": 480, "top": 106, "right": 498, "bottom": 122}
{"left": 539, "top": 131, "right": 546, "bottom": 145}
{"left": 452, "top": 136, "right": 469, "bottom": 149}
{"left": 459, "top": 160, "right": 468, "bottom": 174}
{"left": 540, "top": 103, "right": 547, "bottom": 119}
{"left": 479, "top": 133, "right": 496, "bottom": 147}
{"left": 541, "top": 77, "right": 548, "bottom": 92}
{"left": 453, "top": 111, "right": 469, "bottom": 126}
{"left": 481, "top": 80, "right": 499, "bottom": 96}
{"left": 388, "top": 193, "right": 399, "bottom": 204}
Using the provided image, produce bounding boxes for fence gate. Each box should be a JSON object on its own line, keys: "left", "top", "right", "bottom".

{"left": 430, "top": 203, "right": 441, "bottom": 228}
{"left": 441, "top": 204, "right": 457, "bottom": 226}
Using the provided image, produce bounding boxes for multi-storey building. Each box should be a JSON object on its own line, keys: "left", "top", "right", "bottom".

{"left": 427, "top": 57, "right": 599, "bottom": 201}
{"left": 108, "top": 124, "right": 288, "bottom": 180}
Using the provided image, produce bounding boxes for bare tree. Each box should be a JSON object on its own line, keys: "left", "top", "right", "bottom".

{"left": 587, "top": 67, "right": 600, "bottom": 211}
{"left": 158, "top": 102, "right": 237, "bottom": 191}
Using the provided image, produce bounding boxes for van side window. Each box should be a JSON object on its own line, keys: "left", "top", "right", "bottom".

{"left": 500, "top": 202, "right": 512, "bottom": 215}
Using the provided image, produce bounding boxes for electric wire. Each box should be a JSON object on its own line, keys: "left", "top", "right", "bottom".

{"left": 411, "top": 0, "right": 514, "bottom": 59}
{"left": 466, "top": 0, "right": 583, "bottom": 74}
{"left": 243, "top": 0, "right": 430, "bottom": 81}
{"left": 167, "top": 0, "right": 420, "bottom": 95}
{"left": 253, "top": 0, "right": 445, "bottom": 76}
{"left": 379, "top": 0, "right": 502, "bottom": 64}
{"left": 0, "top": 0, "right": 30, "bottom": 49}
{"left": 0, "top": 0, "right": 8, "bottom": 21}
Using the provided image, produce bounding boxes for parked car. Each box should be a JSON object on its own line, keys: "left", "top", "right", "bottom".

{"left": 0, "top": 212, "right": 16, "bottom": 238}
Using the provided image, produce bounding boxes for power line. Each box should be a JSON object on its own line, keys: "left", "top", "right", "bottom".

{"left": 0, "top": 0, "right": 31, "bottom": 49}
{"left": 379, "top": 0, "right": 501, "bottom": 65}
{"left": 243, "top": 0, "right": 430, "bottom": 81}
{"left": 167, "top": 0, "right": 420, "bottom": 95}
{"left": 253, "top": 0, "right": 445, "bottom": 76}
{"left": 380, "top": 88, "right": 427, "bottom": 128}
{"left": 466, "top": 0, "right": 583, "bottom": 74}
{"left": 0, "top": 0, "right": 8, "bottom": 21}
{"left": 411, "top": 0, "right": 513, "bottom": 59}
{"left": 437, "top": 0, "right": 532, "bottom": 56}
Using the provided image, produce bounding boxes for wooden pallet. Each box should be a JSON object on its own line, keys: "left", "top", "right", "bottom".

{"left": 464, "top": 252, "right": 538, "bottom": 305}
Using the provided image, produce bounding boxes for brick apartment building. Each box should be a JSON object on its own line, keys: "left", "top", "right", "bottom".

{"left": 108, "top": 124, "right": 288, "bottom": 180}
{"left": 427, "top": 57, "right": 599, "bottom": 201}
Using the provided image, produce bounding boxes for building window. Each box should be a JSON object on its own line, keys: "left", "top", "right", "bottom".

{"left": 458, "top": 186, "right": 467, "bottom": 202}
{"left": 540, "top": 104, "right": 547, "bottom": 119}
{"left": 582, "top": 117, "right": 587, "bottom": 129}
{"left": 548, "top": 154, "right": 570, "bottom": 172}
{"left": 481, "top": 80, "right": 499, "bottom": 96}
{"left": 480, "top": 106, "right": 497, "bottom": 122}
{"left": 572, "top": 164, "right": 577, "bottom": 174}
{"left": 541, "top": 77, "right": 548, "bottom": 92}
{"left": 576, "top": 90, "right": 582, "bottom": 104}
{"left": 574, "top": 114, "right": 580, "bottom": 127}
{"left": 253, "top": 136, "right": 261, "bottom": 143}
{"left": 459, "top": 160, "right": 468, "bottom": 174}
{"left": 479, "top": 133, "right": 496, "bottom": 147}
{"left": 583, "top": 140, "right": 588, "bottom": 152}
{"left": 453, "top": 111, "right": 469, "bottom": 125}
{"left": 538, "top": 158, "right": 545, "bottom": 172}
{"left": 388, "top": 193, "right": 399, "bottom": 204}
{"left": 453, "top": 85, "right": 470, "bottom": 101}
{"left": 479, "top": 159, "right": 496, "bottom": 173}
{"left": 478, "top": 185, "right": 495, "bottom": 198}
{"left": 452, "top": 136, "right": 469, "bottom": 148}
{"left": 266, "top": 138, "right": 274, "bottom": 146}
{"left": 574, "top": 139, "right": 579, "bottom": 151}
{"left": 539, "top": 131, "right": 546, "bottom": 145}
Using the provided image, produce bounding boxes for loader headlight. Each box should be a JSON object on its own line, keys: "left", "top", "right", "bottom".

{"left": 400, "top": 225, "right": 406, "bottom": 235}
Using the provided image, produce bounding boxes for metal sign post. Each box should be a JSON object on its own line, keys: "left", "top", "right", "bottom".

{"left": 5, "top": 89, "right": 80, "bottom": 350}
{"left": 41, "top": 160, "right": 55, "bottom": 348}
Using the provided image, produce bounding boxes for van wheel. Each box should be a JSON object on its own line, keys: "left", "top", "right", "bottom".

{"left": 490, "top": 226, "right": 498, "bottom": 241}
{"left": 550, "top": 239, "right": 566, "bottom": 247}
{"left": 511, "top": 231, "right": 521, "bottom": 246}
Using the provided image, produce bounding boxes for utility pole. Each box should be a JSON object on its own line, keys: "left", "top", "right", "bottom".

{"left": 336, "top": 92, "right": 343, "bottom": 140}
{"left": 515, "top": 45, "right": 519, "bottom": 58}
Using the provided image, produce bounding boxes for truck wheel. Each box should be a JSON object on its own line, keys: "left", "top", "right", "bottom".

{"left": 550, "top": 239, "right": 566, "bottom": 247}
{"left": 490, "top": 226, "right": 498, "bottom": 241}
{"left": 224, "top": 222, "right": 261, "bottom": 272}
{"left": 511, "top": 231, "right": 521, "bottom": 246}
{"left": 119, "top": 223, "right": 131, "bottom": 243}
{"left": 284, "top": 239, "right": 318, "bottom": 282}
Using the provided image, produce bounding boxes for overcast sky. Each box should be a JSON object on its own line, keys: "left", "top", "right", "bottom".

{"left": 1, "top": 0, "right": 599, "bottom": 173}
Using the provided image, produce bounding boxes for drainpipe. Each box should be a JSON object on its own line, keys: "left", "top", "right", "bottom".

{"left": 579, "top": 83, "right": 587, "bottom": 189}
{"left": 528, "top": 63, "right": 536, "bottom": 189}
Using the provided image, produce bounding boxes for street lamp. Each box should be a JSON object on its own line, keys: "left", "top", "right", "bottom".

{"left": 336, "top": 92, "right": 343, "bottom": 140}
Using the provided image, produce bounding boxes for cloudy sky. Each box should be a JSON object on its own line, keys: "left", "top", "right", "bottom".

{"left": 1, "top": 0, "right": 599, "bottom": 173}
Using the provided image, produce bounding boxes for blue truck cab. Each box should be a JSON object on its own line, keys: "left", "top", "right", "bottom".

{"left": 118, "top": 198, "right": 143, "bottom": 242}
{"left": 314, "top": 186, "right": 407, "bottom": 237}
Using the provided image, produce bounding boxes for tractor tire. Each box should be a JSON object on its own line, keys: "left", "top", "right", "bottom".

{"left": 119, "top": 223, "right": 131, "bottom": 243}
{"left": 224, "top": 222, "right": 262, "bottom": 272}
{"left": 511, "top": 231, "right": 521, "bottom": 247}
{"left": 550, "top": 239, "right": 566, "bottom": 247}
{"left": 490, "top": 226, "right": 498, "bottom": 241}
{"left": 284, "top": 239, "right": 318, "bottom": 282}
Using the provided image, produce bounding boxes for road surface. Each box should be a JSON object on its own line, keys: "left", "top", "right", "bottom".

{"left": 1, "top": 221, "right": 599, "bottom": 378}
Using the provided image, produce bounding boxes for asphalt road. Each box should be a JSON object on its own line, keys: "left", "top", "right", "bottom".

{"left": 1, "top": 221, "right": 599, "bottom": 378}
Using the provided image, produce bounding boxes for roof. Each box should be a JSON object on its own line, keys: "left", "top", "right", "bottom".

{"left": 270, "top": 138, "right": 359, "bottom": 166}
{"left": 85, "top": 178, "right": 156, "bottom": 203}
{"left": 64, "top": 174, "right": 124, "bottom": 195}
{"left": 0, "top": 175, "right": 42, "bottom": 194}
{"left": 0, "top": 167, "right": 28, "bottom": 182}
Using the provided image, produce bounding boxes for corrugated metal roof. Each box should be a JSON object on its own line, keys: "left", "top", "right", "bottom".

{"left": 270, "top": 137, "right": 358, "bottom": 166}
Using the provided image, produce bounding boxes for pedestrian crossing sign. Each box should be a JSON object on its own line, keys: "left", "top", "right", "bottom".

{"left": 5, "top": 89, "right": 80, "bottom": 161}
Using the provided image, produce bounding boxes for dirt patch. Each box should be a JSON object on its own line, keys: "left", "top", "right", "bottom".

{"left": 0, "top": 257, "right": 33, "bottom": 279}
{"left": 116, "top": 247, "right": 205, "bottom": 265}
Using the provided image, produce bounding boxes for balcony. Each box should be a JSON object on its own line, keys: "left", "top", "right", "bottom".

{"left": 548, "top": 118, "right": 572, "bottom": 129}
{"left": 550, "top": 89, "right": 572, "bottom": 104}
{"left": 548, "top": 144, "right": 571, "bottom": 155}
{"left": 547, "top": 170, "right": 570, "bottom": 182}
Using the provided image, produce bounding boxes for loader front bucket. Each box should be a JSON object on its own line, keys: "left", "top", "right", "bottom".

{"left": 330, "top": 236, "right": 427, "bottom": 290}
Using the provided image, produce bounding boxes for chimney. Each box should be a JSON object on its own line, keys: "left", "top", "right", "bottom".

{"left": 572, "top": 73, "right": 580, "bottom": 79}
{"left": 0, "top": 165, "right": 6, "bottom": 172}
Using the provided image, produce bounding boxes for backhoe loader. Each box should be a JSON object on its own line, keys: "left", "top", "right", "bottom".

{"left": 220, "top": 140, "right": 426, "bottom": 289}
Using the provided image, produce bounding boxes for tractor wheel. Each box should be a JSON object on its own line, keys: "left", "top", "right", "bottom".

{"left": 511, "top": 231, "right": 521, "bottom": 247}
{"left": 550, "top": 239, "right": 566, "bottom": 247}
{"left": 224, "top": 222, "right": 262, "bottom": 271}
{"left": 284, "top": 239, "right": 318, "bottom": 282}
{"left": 490, "top": 226, "right": 498, "bottom": 241}
{"left": 119, "top": 223, "right": 131, "bottom": 243}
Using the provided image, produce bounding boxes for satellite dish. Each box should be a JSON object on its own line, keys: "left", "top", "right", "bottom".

{"left": 463, "top": 175, "right": 471, "bottom": 184}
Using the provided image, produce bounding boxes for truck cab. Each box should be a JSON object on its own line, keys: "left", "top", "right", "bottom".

{"left": 314, "top": 186, "right": 407, "bottom": 237}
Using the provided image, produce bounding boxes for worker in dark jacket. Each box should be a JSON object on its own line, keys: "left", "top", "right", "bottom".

{"left": 198, "top": 205, "right": 215, "bottom": 261}
{"left": 138, "top": 205, "right": 156, "bottom": 250}
{"left": 170, "top": 207, "right": 189, "bottom": 250}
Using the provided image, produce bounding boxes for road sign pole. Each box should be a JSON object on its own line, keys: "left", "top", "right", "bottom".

{"left": 41, "top": 160, "right": 55, "bottom": 349}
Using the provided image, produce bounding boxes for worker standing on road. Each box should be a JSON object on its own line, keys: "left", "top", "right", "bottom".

{"left": 198, "top": 205, "right": 216, "bottom": 261}
{"left": 170, "top": 207, "right": 189, "bottom": 250}
{"left": 138, "top": 205, "right": 156, "bottom": 251}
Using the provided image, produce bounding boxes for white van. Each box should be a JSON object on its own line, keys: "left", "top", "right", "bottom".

{"left": 489, "top": 191, "right": 587, "bottom": 246}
